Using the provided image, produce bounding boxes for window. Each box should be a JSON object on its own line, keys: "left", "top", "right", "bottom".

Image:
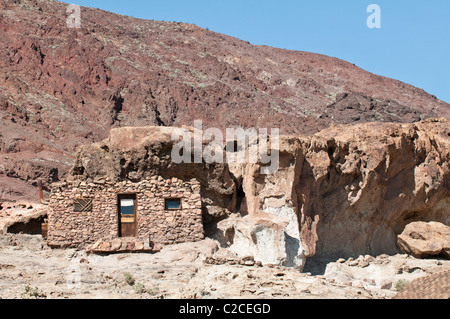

{"left": 73, "top": 198, "right": 93, "bottom": 212}
{"left": 119, "top": 198, "right": 135, "bottom": 215}
{"left": 165, "top": 199, "right": 181, "bottom": 210}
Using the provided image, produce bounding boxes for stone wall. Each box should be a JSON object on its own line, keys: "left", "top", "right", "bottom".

{"left": 47, "top": 176, "right": 204, "bottom": 248}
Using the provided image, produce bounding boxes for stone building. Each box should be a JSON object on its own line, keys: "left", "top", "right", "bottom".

{"left": 47, "top": 175, "right": 204, "bottom": 252}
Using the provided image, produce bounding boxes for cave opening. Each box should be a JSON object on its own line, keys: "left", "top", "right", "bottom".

{"left": 236, "top": 185, "right": 247, "bottom": 215}
{"left": 7, "top": 216, "right": 47, "bottom": 236}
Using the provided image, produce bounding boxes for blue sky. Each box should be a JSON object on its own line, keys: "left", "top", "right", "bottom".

{"left": 62, "top": 0, "right": 450, "bottom": 103}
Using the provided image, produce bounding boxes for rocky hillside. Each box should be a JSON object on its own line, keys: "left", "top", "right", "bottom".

{"left": 0, "top": 0, "right": 449, "bottom": 201}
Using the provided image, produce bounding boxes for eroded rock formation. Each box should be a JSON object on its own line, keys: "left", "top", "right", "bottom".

{"left": 0, "top": 201, "right": 47, "bottom": 235}
{"left": 68, "top": 118, "right": 450, "bottom": 267}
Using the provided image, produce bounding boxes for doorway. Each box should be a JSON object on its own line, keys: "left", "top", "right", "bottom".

{"left": 118, "top": 194, "right": 137, "bottom": 238}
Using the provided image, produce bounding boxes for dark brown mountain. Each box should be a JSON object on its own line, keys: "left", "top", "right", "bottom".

{"left": 0, "top": 0, "right": 448, "bottom": 202}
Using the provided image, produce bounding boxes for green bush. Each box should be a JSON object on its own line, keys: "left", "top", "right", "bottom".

{"left": 123, "top": 272, "right": 135, "bottom": 286}
{"left": 133, "top": 282, "right": 146, "bottom": 294}
{"left": 124, "top": 272, "right": 159, "bottom": 296}
{"left": 395, "top": 279, "right": 410, "bottom": 292}
{"left": 21, "top": 285, "right": 46, "bottom": 299}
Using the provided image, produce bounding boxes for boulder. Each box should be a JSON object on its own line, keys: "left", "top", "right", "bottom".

{"left": 214, "top": 214, "right": 306, "bottom": 270}
{"left": 397, "top": 222, "right": 450, "bottom": 259}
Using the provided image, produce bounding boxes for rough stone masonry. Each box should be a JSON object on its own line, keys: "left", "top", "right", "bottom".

{"left": 47, "top": 176, "right": 204, "bottom": 249}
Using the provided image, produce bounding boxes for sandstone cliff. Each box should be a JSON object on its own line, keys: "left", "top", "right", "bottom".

{"left": 69, "top": 118, "right": 450, "bottom": 267}
{"left": 248, "top": 118, "right": 449, "bottom": 262}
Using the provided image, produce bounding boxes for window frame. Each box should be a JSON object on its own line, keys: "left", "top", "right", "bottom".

{"left": 164, "top": 198, "right": 182, "bottom": 211}
{"left": 73, "top": 198, "right": 93, "bottom": 213}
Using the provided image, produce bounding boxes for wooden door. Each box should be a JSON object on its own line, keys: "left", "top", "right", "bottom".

{"left": 118, "top": 195, "right": 137, "bottom": 238}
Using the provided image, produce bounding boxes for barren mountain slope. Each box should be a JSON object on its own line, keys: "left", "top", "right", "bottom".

{"left": 0, "top": 0, "right": 448, "bottom": 201}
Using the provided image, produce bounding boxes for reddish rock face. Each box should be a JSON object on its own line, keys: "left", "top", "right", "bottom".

{"left": 0, "top": 0, "right": 449, "bottom": 202}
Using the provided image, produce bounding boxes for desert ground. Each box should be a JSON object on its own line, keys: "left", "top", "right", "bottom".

{"left": 1, "top": 233, "right": 448, "bottom": 299}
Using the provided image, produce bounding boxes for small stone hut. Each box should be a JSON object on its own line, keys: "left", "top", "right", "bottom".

{"left": 45, "top": 125, "right": 234, "bottom": 253}
{"left": 47, "top": 175, "right": 204, "bottom": 252}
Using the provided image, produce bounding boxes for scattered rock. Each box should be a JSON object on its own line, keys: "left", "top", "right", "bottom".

{"left": 346, "top": 258, "right": 359, "bottom": 267}
{"left": 359, "top": 260, "right": 370, "bottom": 268}
{"left": 363, "top": 278, "right": 376, "bottom": 286}
{"left": 0, "top": 264, "right": 16, "bottom": 270}
{"left": 380, "top": 281, "right": 393, "bottom": 290}
{"left": 365, "top": 256, "right": 376, "bottom": 263}
{"left": 301, "top": 289, "right": 311, "bottom": 294}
